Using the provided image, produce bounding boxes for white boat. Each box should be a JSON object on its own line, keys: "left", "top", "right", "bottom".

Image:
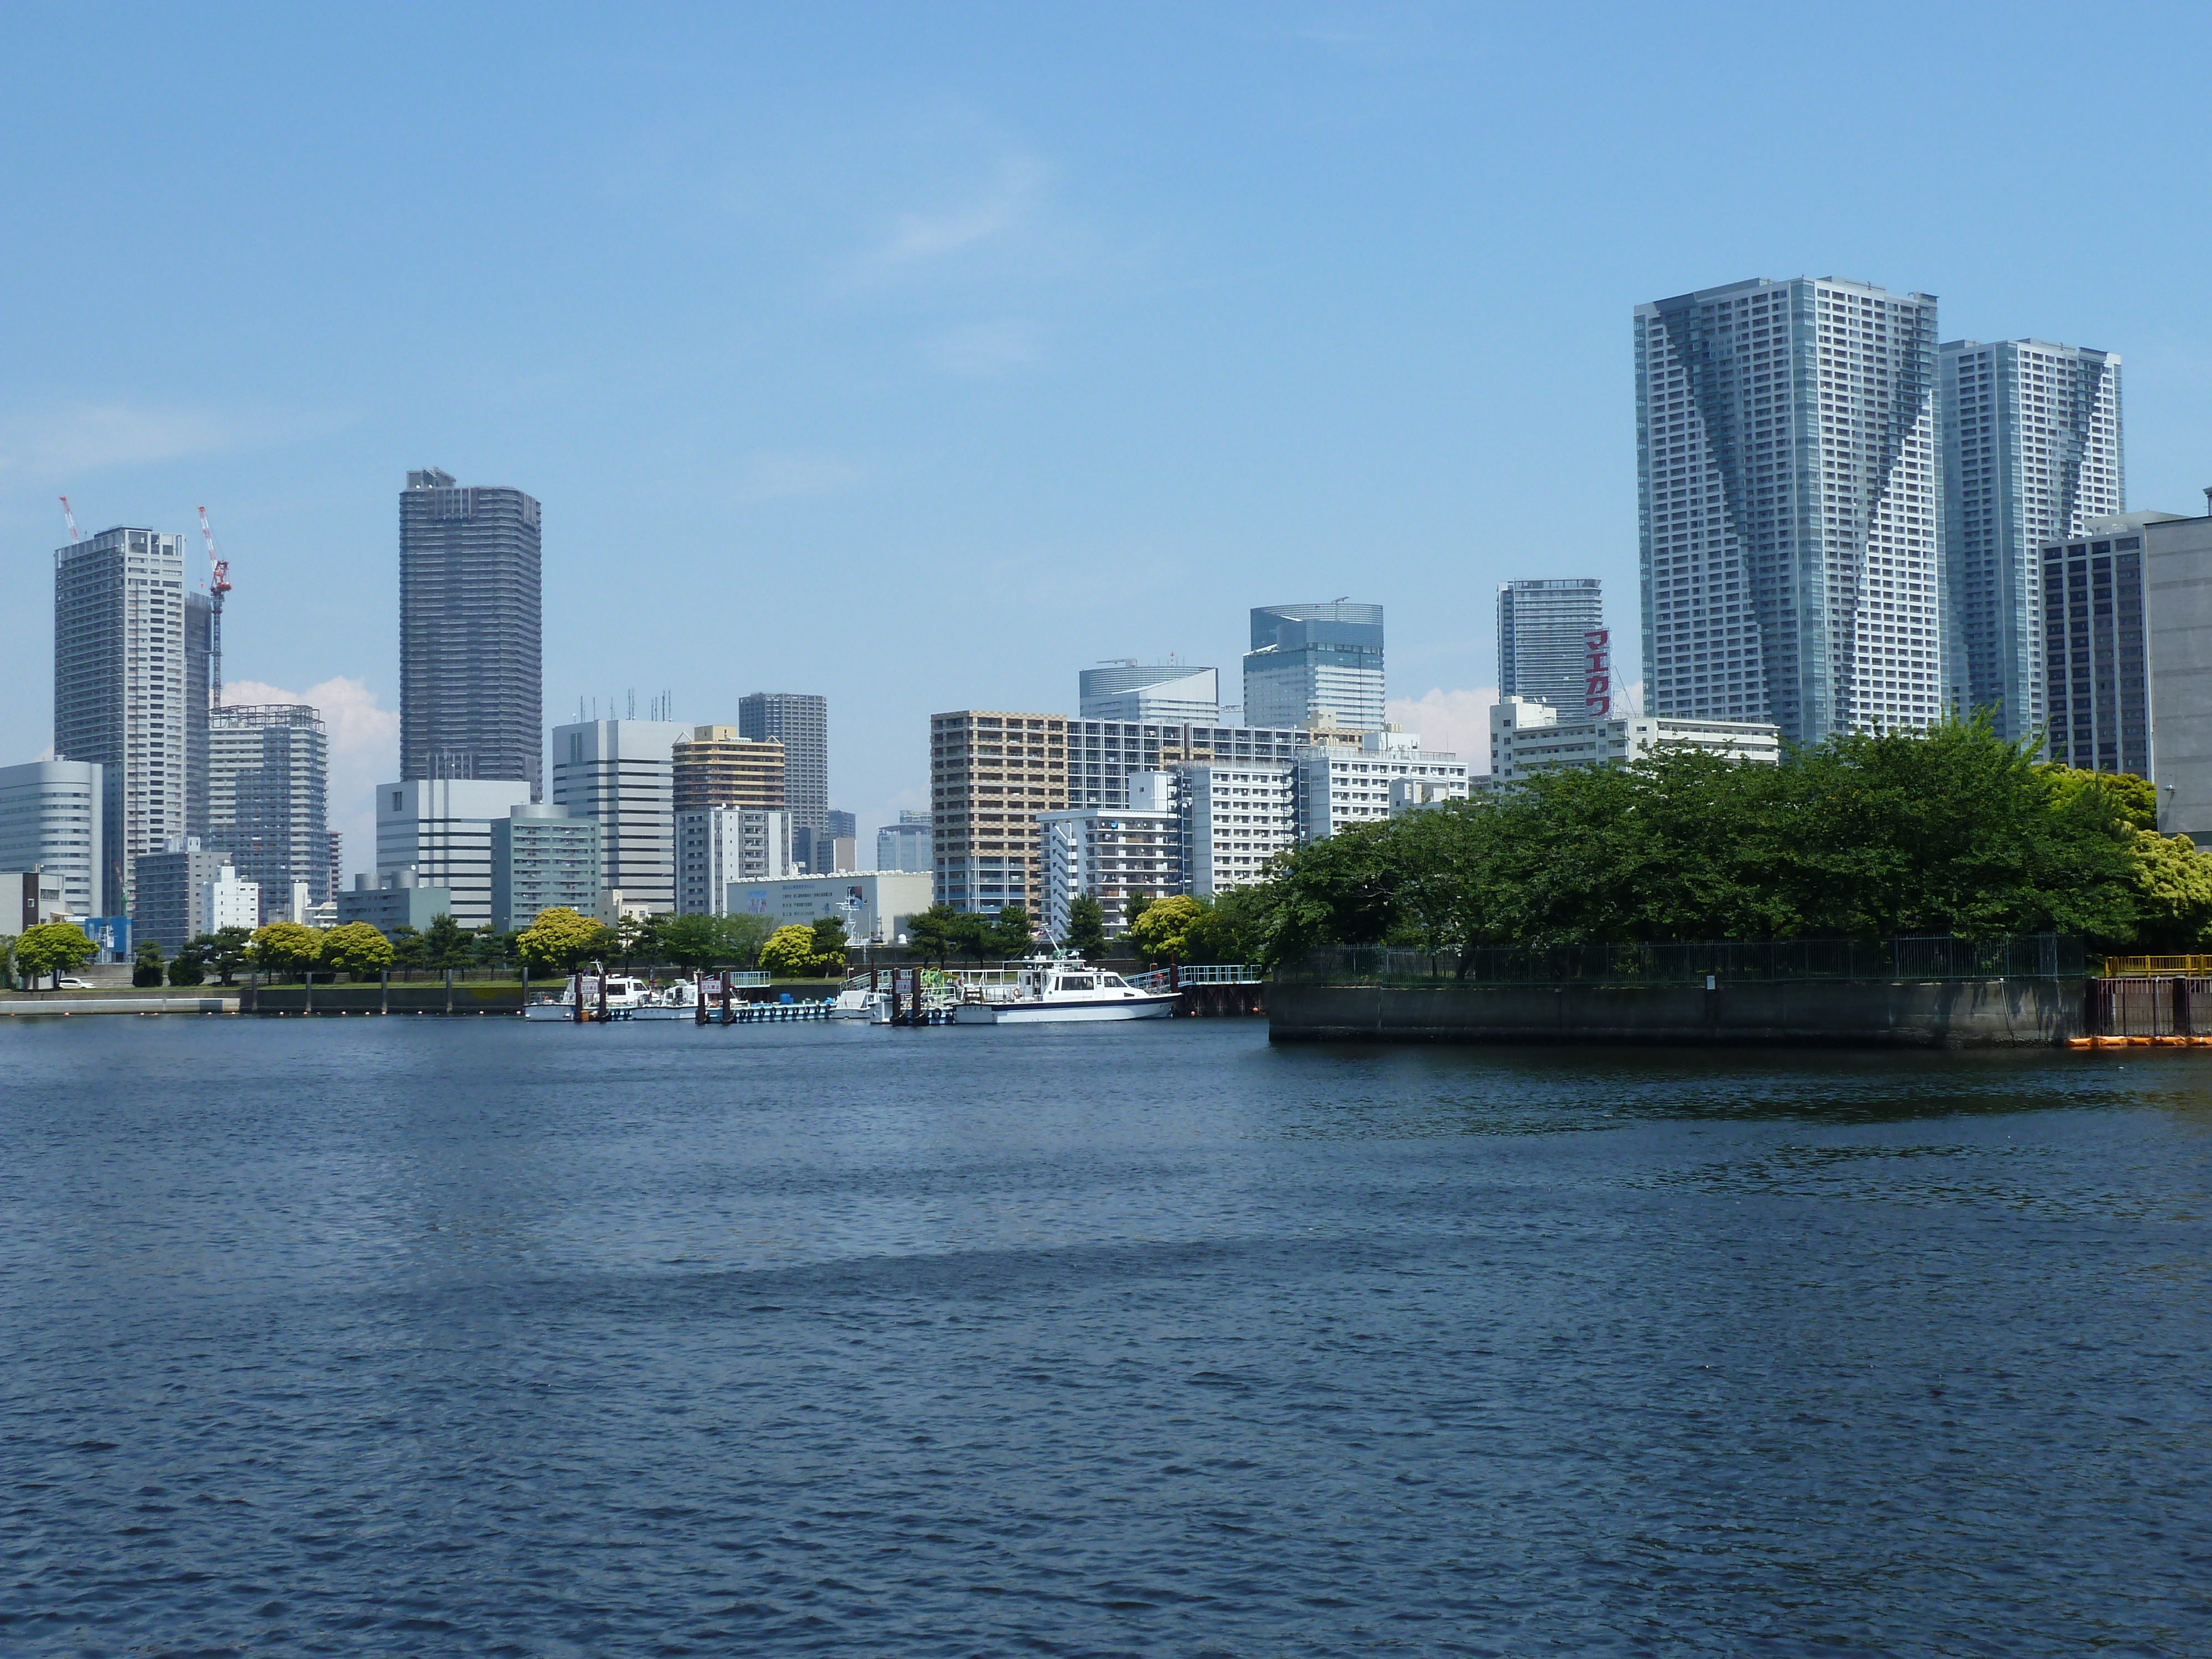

{"left": 629, "top": 978, "right": 702, "bottom": 1021}
{"left": 949, "top": 961, "right": 1177, "bottom": 1025}
{"left": 521, "top": 973, "right": 655, "bottom": 1021}
{"left": 830, "top": 984, "right": 893, "bottom": 1022}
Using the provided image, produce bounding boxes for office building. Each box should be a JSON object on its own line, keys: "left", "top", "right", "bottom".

{"left": 131, "top": 837, "right": 232, "bottom": 953}
{"left": 202, "top": 864, "right": 260, "bottom": 933}
{"left": 491, "top": 805, "right": 602, "bottom": 933}
{"left": 727, "top": 870, "right": 935, "bottom": 947}
{"left": 1943, "top": 340, "right": 2123, "bottom": 742}
{"left": 1243, "top": 603, "right": 1386, "bottom": 732}
{"left": 1295, "top": 729, "right": 1470, "bottom": 841}
{"left": 1078, "top": 664, "right": 1221, "bottom": 723}
{"left": 54, "top": 525, "right": 192, "bottom": 912}
{"left": 930, "top": 709, "right": 1068, "bottom": 914}
{"left": 672, "top": 726, "right": 784, "bottom": 815}
{"left": 2, "top": 869, "right": 67, "bottom": 933}
{"left": 738, "top": 692, "right": 827, "bottom": 845}
{"left": 374, "top": 777, "right": 534, "bottom": 930}
{"left": 2146, "top": 509, "right": 2212, "bottom": 839}
{"left": 2038, "top": 517, "right": 2167, "bottom": 780}
{"left": 1499, "top": 580, "right": 1605, "bottom": 711}
{"left": 550, "top": 718, "right": 687, "bottom": 914}
{"left": 185, "top": 590, "right": 212, "bottom": 838}
{"left": 399, "top": 467, "right": 542, "bottom": 796}
{"left": 338, "top": 869, "right": 453, "bottom": 937}
{"left": 1489, "top": 696, "right": 1781, "bottom": 782}
{"left": 0, "top": 760, "right": 103, "bottom": 919}
{"left": 1066, "top": 720, "right": 1304, "bottom": 808}
{"left": 877, "top": 810, "right": 933, "bottom": 873}
{"left": 808, "top": 808, "right": 857, "bottom": 876}
{"left": 674, "top": 806, "right": 791, "bottom": 915}
{"left": 207, "top": 705, "right": 330, "bottom": 913}
{"left": 1178, "top": 761, "right": 1297, "bottom": 896}
{"left": 1636, "top": 277, "right": 1942, "bottom": 743}
{"left": 1039, "top": 778, "right": 1182, "bottom": 943}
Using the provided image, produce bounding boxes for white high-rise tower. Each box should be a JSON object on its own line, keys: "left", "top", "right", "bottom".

{"left": 1636, "top": 277, "right": 1943, "bottom": 744}
{"left": 1940, "top": 340, "right": 2121, "bottom": 744}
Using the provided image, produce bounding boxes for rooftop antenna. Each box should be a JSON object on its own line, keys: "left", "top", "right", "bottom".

{"left": 198, "top": 507, "right": 232, "bottom": 707}
{"left": 59, "top": 497, "right": 81, "bottom": 543}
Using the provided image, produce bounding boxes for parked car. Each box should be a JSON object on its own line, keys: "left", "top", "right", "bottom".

{"left": 54, "top": 977, "right": 97, "bottom": 990}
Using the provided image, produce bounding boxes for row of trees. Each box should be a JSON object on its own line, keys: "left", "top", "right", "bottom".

{"left": 1237, "top": 719, "right": 2209, "bottom": 962}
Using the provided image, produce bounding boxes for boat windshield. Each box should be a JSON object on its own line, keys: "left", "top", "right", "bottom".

{"left": 1098, "top": 973, "right": 1126, "bottom": 988}
{"left": 1057, "top": 974, "right": 1093, "bottom": 992}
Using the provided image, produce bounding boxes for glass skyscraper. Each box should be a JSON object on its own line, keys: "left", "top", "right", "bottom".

{"left": 399, "top": 467, "right": 542, "bottom": 798}
{"left": 1941, "top": 340, "right": 2122, "bottom": 743}
{"left": 1636, "top": 276, "right": 1942, "bottom": 744}
{"left": 1498, "top": 579, "right": 1604, "bottom": 711}
{"left": 1242, "top": 603, "right": 1385, "bottom": 732}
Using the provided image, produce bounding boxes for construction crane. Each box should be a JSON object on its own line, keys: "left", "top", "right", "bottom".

{"left": 199, "top": 506, "right": 232, "bottom": 708}
{"left": 59, "top": 497, "right": 81, "bottom": 542}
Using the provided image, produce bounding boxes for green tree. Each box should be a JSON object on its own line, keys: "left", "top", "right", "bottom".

{"left": 759, "top": 923, "right": 823, "bottom": 978}
{"left": 166, "top": 941, "right": 207, "bottom": 987}
{"left": 321, "top": 921, "right": 396, "bottom": 978}
{"left": 2120, "top": 828, "right": 2212, "bottom": 952}
{"left": 387, "top": 925, "right": 429, "bottom": 971}
{"left": 419, "top": 914, "right": 476, "bottom": 969}
{"left": 517, "top": 907, "right": 614, "bottom": 974}
{"left": 1129, "top": 894, "right": 1205, "bottom": 965}
{"left": 2041, "top": 764, "right": 2159, "bottom": 831}
{"left": 905, "top": 903, "right": 963, "bottom": 966}
{"left": 15, "top": 922, "right": 97, "bottom": 987}
{"left": 248, "top": 921, "right": 324, "bottom": 980}
{"left": 473, "top": 929, "right": 521, "bottom": 968}
{"left": 807, "top": 915, "right": 849, "bottom": 975}
{"left": 713, "top": 912, "right": 775, "bottom": 968}
{"left": 1062, "top": 894, "right": 1109, "bottom": 962}
{"left": 987, "top": 905, "right": 1035, "bottom": 958}
{"left": 133, "top": 941, "right": 165, "bottom": 987}
{"left": 200, "top": 925, "right": 254, "bottom": 985}
{"left": 655, "top": 912, "right": 773, "bottom": 972}
{"left": 1122, "top": 892, "right": 1155, "bottom": 933}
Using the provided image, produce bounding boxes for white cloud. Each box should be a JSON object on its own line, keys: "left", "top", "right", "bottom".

{"left": 1387, "top": 686, "right": 1497, "bottom": 771}
{"left": 872, "top": 155, "right": 1048, "bottom": 267}
{"left": 728, "top": 450, "right": 863, "bottom": 504}
{"left": 0, "top": 403, "right": 236, "bottom": 478}
{"left": 225, "top": 676, "right": 398, "bottom": 883}
{"left": 920, "top": 318, "right": 1044, "bottom": 377}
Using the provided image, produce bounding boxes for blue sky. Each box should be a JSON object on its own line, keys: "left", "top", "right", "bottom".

{"left": 7, "top": 1, "right": 2209, "bottom": 869}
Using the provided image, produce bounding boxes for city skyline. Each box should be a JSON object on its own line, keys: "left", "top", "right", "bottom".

{"left": 8, "top": 9, "right": 2212, "bottom": 867}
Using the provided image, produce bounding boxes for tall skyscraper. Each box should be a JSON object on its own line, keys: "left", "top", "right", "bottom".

{"left": 550, "top": 718, "right": 688, "bottom": 912}
{"left": 1942, "top": 340, "right": 2122, "bottom": 742}
{"left": 207, "top": 704, "right": 331, "bottom": 911}
{"left": 1078, "top": 664, "right": 1220, "bottom": 723}
{"left": 1243, "top": 603, "right": 1385, "bottom": 732}
{"left": 1636, "top": 277, "right": 1942, "bottom": 744}
{"left": 399, "top": 467, "right": 542, "bottom": 797}
{"left": 54, "top": 526, "right": 192, "bottom": 913}
{"left": 185, "top": 591, "right": 212, "bottom": 838}
{"left": 1498, "top": 580, "right": 1605, "bottom": 710}
{"left": 738, "top": 691, "right": 827, "bottom": 845}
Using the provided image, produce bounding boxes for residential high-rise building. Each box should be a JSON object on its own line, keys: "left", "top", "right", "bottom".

{"left": 1178, "top": 761, "right": 1297, "bottom": 896}
{"left": 490, "top": 805, "right": 602, "bottom": 933}
{"left": 675, "top": 806, "right": 791, "bottom": 914}
{"left": 132, "top": 837, "right": 233, "bottom": 953}
{"left": 877, "top": 810, "right": 933, "bottom": 873}
{"left": 185, "top": 591, "right": 212, "bottom": 838}
{"left": 1294, "top": 729, "right": 1469, "bottom": 841}
{"left": 738, "top": 692, "right": 827, "bottom": 841}
{"left": 1078, "top": 664, "right": 1221, "bottom": 723}
{"left": 930, "top": 710, "right": 1069, "bottom": 914}
{"left": 54, "top": 526, "right": 192, "bottom": 913}
{"left": 1064, "top": 720, "right": 1305, "bottom": 808}
{"left": 374, "top": 778, "right": 534, "bottom": 930}
{"left": 2145, "top": 509, "right": 2212, "bottom": 840}
{"left": 399, "top": 467, "right": 542, "bottom": 797}
{"left": 0, "top": 760, "right": 103, "bottom": 920}
{"left": 1636, "top": 277, "right": 1942, "bottom": 744}
{"left": 1243, "top": 603, "right": 1385, "bottom": 732}
{"left": 671, "top": 726, "right": 784, "bottom": 815}
{"left": 550, "top": 719, "right": 687, "bottom": 913}
{"left": 1943, "top": 340, "right": 2123, "bottom": 742}
{"left": 207, "top": 705, "right": 330, "bottom": 913}
{"left": 202, "top": 864, "right": 261, "bottom": 934}
{"left": 1498, "top": 580, "right": 1605, "bottom": 711}
{"left": 326, "top": 831, "right": 343, "bottom": 904}
{"left": 1039, "top": 774, "right": 1183, "bottom": 942}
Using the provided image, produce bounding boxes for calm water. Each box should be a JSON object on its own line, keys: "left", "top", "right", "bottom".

{"left": 2, "top": 1018, "right": 2207, "bottom": 1656}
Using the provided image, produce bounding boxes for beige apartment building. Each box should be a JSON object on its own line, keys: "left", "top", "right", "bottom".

{"left": 672, "top": 726, "right": 785, "bottom": 813}
{"left": 930, "top": 710, "right": 1068, "bottom": 915}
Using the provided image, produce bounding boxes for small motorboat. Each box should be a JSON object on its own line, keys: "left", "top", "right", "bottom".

{"left": 521, "top": 973, "right": 654, "bottom": 1021}
{"left": 949, "top": 959, "right": 1177, "bottom": 1025}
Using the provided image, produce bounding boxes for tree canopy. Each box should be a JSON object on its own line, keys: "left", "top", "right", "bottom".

{"left": 759, "top": 924, "right": 828, "bottom": 978}
{"left": 17, "top": 922, "right": 97, "bottom": 984}
{"left": 321, "top": 922, "right": 396, "bottom": 978}
{"left": 248, "top": 922, "right": 324, "bottom": 977}
{"left": 517, "top": 907, "right": 614, "bottom": 974}
{"left": 1254, "top": 719, "right": 2179, "bottom": 961}
{"left": 1062, "top": 895, "right": 1109, "bottom": 962}
{"left": 197, "top": 926, "right": 254, "bottom": 985}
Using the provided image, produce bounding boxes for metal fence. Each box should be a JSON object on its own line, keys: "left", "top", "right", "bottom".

{"left": 1281, "top": 935, "right": 2084, "bottom": 987}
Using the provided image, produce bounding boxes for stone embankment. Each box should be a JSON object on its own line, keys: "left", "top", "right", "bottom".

{"left": 1266, "top": 978, "right": 2083, "bottom": 1048}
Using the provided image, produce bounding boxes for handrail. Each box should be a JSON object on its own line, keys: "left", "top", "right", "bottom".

{"left": 2104, "top": 954, "right": 2212, "bottom": 978}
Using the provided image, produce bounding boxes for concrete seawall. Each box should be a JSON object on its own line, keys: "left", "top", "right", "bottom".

{"left": 1266, "top": 978, "right": 2084, "bottom": 1048}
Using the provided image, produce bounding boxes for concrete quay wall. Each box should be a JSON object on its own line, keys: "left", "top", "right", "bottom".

{"left": 1266, "top": 977, "right": 2084, "bottom": 1048}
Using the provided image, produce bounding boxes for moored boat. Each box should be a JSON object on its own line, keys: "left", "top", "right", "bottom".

{"left": 949, "top": 959, "right": 1177, "bottom": 1025}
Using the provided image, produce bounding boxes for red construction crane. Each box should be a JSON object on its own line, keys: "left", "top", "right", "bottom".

{"left": 59, "top": 496, "right": 81, "bottom": 542}
{"left": 199, "top": 505, "right": 232, "bottom": 708}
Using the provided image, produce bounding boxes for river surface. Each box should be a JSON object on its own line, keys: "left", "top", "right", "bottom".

{"left": 1, "top": 1017, "right": 2207, "bottom": 1656}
